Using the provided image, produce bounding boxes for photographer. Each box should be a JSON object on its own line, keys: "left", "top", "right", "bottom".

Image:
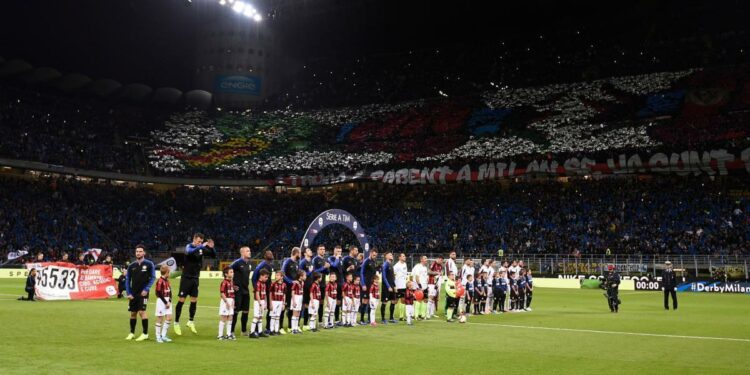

{"left": 602, "top": 265, "right": 620, "bottom": 313}
{"left": 18, "top": 268, "right": 37, "bottom": 301}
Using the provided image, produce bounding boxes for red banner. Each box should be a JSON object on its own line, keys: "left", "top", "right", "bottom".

{"left": 26, "top": 262, "right": 118, "bottom": 300}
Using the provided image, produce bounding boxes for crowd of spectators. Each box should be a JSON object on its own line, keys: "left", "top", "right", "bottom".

{"left": 0, "top": 85, "right": 164, "bottom": 173}
{"left": 2, "top": 30, "right": 750, "bottom": 179}
{"left": 148, "top": 66, "right": 750, "bottom": 177}
{"left": 1, "top": 175, "right": 748, "bottom": 267}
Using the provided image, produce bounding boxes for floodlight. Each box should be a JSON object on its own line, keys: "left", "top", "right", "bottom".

{"left": 232, "top": 1, "right": 246, "bottom": 13}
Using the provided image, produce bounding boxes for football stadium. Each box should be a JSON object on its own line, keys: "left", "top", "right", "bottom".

{"left": 1, "top": 1, "right": 750, "bottom": 374}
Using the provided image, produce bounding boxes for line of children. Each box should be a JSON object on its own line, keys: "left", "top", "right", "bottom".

{"left": 211, "top": 264, "right": 536, "bottom": 342}
{"left": 487, "top": 269, "right": 533, "bottom": 313}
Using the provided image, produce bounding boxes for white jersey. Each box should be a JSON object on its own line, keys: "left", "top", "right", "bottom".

{"left": 411, "top": 263, "right": 429, "bottom": 289}
{"left": 486, "top": 266, "right": 495, "bottom": 281}
{"left": 461, "top": 264, "right": 475, "bottom": 285}
{"left": 509, "top": 265, "right": 521, "bottom": 279}
{"left": 394, "top": 261, "right": 409, "bottom": 289}
{"left": 445, "top": 258, "right": 458, "bottom": 277}
{"left": 498, "top": 266, "right": 508, "bottom": 275}
{"left": 480, "top": 265, "right": 494, "bottom": 280}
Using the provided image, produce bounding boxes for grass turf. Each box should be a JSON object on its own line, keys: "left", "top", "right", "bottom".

{"left": 1, "top": 279, "right": 749, "bottom": 374}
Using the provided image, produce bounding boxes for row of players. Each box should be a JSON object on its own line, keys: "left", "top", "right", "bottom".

{"left": 123, "top": 234, "right": 534, "bottom": 342}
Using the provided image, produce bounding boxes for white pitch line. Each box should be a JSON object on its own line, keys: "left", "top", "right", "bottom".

{"left": 423, "top": 320, "right": 750, "bottom": 343}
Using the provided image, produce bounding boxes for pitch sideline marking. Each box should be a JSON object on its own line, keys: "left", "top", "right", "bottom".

{"left": 423, "top": 319, "right": 750, "bottom": 343}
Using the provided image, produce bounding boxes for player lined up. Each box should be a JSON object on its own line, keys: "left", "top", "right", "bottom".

{"left": 124, "top": 239, "right": 535, "bottom": 342}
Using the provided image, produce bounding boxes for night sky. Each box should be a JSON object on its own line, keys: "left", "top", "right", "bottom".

{"left": 1, "top": 0, "right": 747, "bottom": 90}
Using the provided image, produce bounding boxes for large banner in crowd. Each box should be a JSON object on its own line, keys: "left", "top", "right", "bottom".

{"left": 280, "top": 147, "right": 750, "bottom": 186}
{"left": 26, "top": 262, "right": 118, "bottom": 300}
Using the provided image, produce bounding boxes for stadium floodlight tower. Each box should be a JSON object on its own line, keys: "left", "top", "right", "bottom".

{"left": 193, "top": 0, "right": 279, "bottom": 109}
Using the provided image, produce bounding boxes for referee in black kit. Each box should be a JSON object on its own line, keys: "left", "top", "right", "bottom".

{"left": 662, "top": 261, "right": 678, "bottom": 310}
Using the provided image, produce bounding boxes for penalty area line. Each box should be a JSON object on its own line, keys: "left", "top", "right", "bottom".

{"left": 424, "top": 320, "right": 750, "bottom": 343}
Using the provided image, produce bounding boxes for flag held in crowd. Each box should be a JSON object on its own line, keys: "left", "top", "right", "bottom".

{"left": 158, "top": 257, "right": 178, "bottom": 273}
{"left": 7, "top": 250, "right": 29, "bottom": 260}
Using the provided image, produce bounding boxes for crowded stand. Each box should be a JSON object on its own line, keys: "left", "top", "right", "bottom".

{"left": 0, "top": 85, "right": 165, "bottom": 173}
{"left": 2, "top": 29, "right": 750, "bottom": 179}
{"left": 1, "top": 175, "right": 748, "bottom": 266}
{"left": 148, "top": 66, "right": 750, "bottom": 176}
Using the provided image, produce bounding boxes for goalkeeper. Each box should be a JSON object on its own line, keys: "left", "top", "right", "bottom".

{"left": 173, "top": 233, "right": 215, "bottom": 335}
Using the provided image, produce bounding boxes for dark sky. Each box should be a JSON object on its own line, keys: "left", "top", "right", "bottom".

{"left": 1, "top": 0, "right": 747, "bottom": 90}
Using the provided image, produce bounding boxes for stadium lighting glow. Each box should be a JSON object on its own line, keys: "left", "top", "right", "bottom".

{"left": 232, "top": 1, "right": 246, "bottom": 13}
{"left": 220, "top": 0, "right": 261, "bottom": 21}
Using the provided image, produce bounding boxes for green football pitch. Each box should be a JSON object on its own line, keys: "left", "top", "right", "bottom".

{"left": 1, "top": 279, "right": 749, "bottom": 374}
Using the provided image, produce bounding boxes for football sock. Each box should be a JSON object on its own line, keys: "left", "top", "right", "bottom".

{"left": 189, "top": 302, "right": 197, "bottom": 320}
{"left": 175, "top": 301, "right": 184, "bottom": 323}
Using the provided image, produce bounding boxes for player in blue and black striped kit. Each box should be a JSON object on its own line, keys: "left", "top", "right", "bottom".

{"left": 280, "top": 247, "right": 301, "bottom": 333}
{"left": 380, "top": 252, "right": 397, "bottom": 323}
{"left": 311, "top": 245, "right": 331, "bottom": 325}
{"left": 125, "top": 244, "right": 155, "bottom": 342}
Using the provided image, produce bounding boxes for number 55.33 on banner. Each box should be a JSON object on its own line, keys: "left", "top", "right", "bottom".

{"left": 26, "top": 262, "right": 117, "bottom": 300}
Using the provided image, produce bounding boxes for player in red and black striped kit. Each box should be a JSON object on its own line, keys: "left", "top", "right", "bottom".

{"left": 324, "top": 273, "right": 338, "bottom": 329}
{"left": 218, "top": 268, "right": 235, "bottom": 340}
{"left": 428, "top": 257, "right": 444, "bottom": 318}
{"left": 351, "top": 275, "right": 362, "bottom": 327}
{"left": 290, "top": 271, "right": 306, "bottom": 334}
{"left": 369, "top": 276, "right": 381, "bottom": 325}
{"left": 307, "top": 272, "right": 322, "bottom": 332}
{"left": 250, "top": 269, "right": 270, "bottom": 339}
{"left": 342, "top": 273, "right": 355, "bottom": 327}
{"left": 154, "top": 265, "right": 173, "bottom": 343}
{"left": 269, "top": 272, "right": 286, "bottom": 335}
{"left": 404, "top": 281, "right": 416, "bottom": 325}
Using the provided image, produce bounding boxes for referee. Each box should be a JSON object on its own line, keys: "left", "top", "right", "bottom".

{"left": 229, "top": 246, "right": 252, "bottom": 336}
{"left": 662, "top": 261, "right": 678, "bottom": 310}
